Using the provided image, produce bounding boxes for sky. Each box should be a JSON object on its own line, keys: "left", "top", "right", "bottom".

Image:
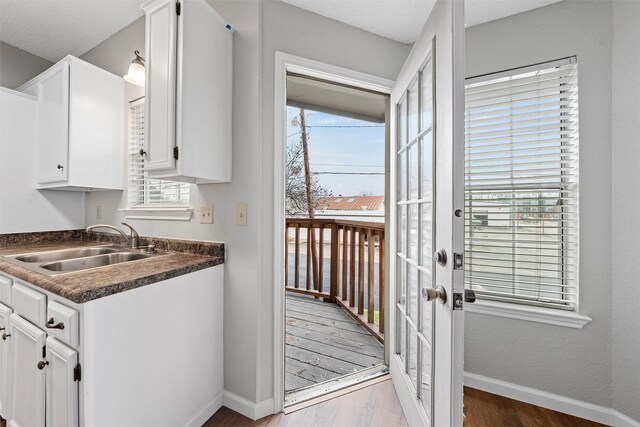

{"left": 286, "top": 106, "right": 385, "bottom": 197}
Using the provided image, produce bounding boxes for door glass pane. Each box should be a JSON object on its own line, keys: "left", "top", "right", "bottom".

{"left": 409, "top": 79, "right": 419, "bottom": 142}
{"left": 421, "top": 338, "right": 432, "bottom": 414}
{"left": 397, "top": 255, "right": 406, "bottom": 306}
{"left": 397, "top": 205, "right": 407, "bottom": 256}
{"left": 421, "top": 132, "right": 433, "bottom": 199}
{"left": 398, "top": 312, "right": 407, "bottom": 363}
{"left": 408, "top": 204, "right": 418, "bottom": 261}
{"left": 421, "top": 203, "right": 433, "bottom": 267}
{"left": 398, "top": 149, "right": 407, "bottom": 202}
{"left": 408, "top": 143, "right": 418, "bottom": 200}
{"left": 421, "top": 60, "right": 433, "bottom": 131}
{"left": 408, "top": 325, "right": 418, "bottom": 391}
{"left": 399, "top": 97, "right": 407, "bottom": 147}
{"left": 408, "top": 264, "right": 418, "bottom": 324}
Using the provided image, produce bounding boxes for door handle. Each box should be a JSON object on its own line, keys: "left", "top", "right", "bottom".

{"left": 37, "top": 361, "right": 49, "bottom": 370}
{"left": 433, "top": 249, "right": 447, "bottom": 267}
{"left": 422, "top": 285, "right": 447, "bottom": 304}
{"left": 2, "top": 333, "right": 10, "bottom": 340}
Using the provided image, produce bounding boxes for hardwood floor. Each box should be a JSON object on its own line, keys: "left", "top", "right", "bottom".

{"left": 463, "top": 387, "right": 607, "bottom": 427}
{"left": 285, "top": 294, "right": 384, "bottom": 392}
{"left": 204, "top": 378, "right": 406, "bottom": 427}
{"left": 204, "top": 379, "right": 608, "bottom": 427}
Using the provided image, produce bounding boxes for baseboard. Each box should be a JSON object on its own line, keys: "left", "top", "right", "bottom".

{"left": 222, "top": 390, "right": 275, "bottom": 421}
{"left": 614, "top": 410, "right": 640, "bottom": 427}
{"left": 464, "top": 372, "right": 622, "bottom": 425}
{"left": 183, "top": 393, "right": 223, "bottom": 427}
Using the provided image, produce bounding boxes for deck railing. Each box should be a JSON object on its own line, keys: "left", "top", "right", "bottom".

{"left": 285, "top": 218, "right": 385, "bottom": 342}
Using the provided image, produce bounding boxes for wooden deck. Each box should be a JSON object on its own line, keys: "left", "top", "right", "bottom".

{"left": 285, "top": 294, "right": 384, "bottom": 392}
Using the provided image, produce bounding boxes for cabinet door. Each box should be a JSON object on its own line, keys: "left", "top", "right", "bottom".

{"left": 0, "top": 304, "right": 12, "bottom": 419}
{"left": 7, "top": 314, "right": 46, "bottom": 427}
{"left": 36, "top": 60, "right": 69, "bottom": 184}
{"left": 45, "top": 337, "right": 78, "bottom": 427}
{"left": 144, "top": 0, "right": 178, "bottom": 172}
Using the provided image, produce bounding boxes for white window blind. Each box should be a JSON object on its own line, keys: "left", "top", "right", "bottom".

{"left": 128, "top": 99, "right": 190, "bottom": 206}
{"left": 464, "top": 58, "right": 579, "bottom": 310}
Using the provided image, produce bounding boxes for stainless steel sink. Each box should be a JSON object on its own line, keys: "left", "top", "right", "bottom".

{"left": 40, "top": 252, "right": 151, "bottom": 273}
{"left": 3, "top": 244, "right": 167, "bottom": 276}
{"left": 14, "top": 247, "right": 119, "bottom": 263}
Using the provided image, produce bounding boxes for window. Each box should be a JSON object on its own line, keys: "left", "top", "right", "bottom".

{"left": 464, "top": 58, "right": 579, "bottom": 311}
{"left": 128, "top": 99, "right": 190, "bottom": 207}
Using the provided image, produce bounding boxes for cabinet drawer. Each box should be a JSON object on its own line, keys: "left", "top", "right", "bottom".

{"left": 46, "top": 301, "right": 79, "bottom": 348}
{"left": 0, "top": 275, "right": 11, "bottom": 307}
{"left": 11, "top": 283, "right": 46, "bottom": 326}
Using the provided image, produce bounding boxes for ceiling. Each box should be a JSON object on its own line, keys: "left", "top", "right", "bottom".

{"left": 281, "top": 0, "right": 563, "bottom": 44}
{"left": 0, "top": 0, "right": 562, "bottom": 63}
{"left": 0, "top": 0, "right": 145, "bottom": 62}
{"left": 287, "top": 74, "right": 388, "bottom": 123}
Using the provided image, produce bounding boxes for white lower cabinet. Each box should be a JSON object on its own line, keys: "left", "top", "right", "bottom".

{"left": 45, "top": 337, "right": 78, "bottom": 427}
{"left": 0, "top": 303, "right": 12, "bottom": 418}
{"left": 8, "top": 313, "right": 47, "bottom": 427}
{"left": 0, "top": 264, "right": 223, "bottom": 426}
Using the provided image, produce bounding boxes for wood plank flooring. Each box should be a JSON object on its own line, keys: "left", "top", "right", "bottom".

{"left": 204, "top": 380, "right": 608, "bottom": 427}
{"left": 463, "top": 387, "right": 607, "bottom": 427}
{"left": 285, "top": 294, "right": 384, "bottom": 392}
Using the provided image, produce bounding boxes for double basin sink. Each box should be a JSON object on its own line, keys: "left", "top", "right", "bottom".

{"left": 3, "top": 244, "right": 166, "bottom": 276}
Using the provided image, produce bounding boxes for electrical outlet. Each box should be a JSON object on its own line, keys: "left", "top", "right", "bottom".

{"left": 200, "top": 205, "right": 213, "bottom": 224}
{"left": 96, "top": 205, "right": 102, "bottom": 220}
{"left": 236, "top": 203, "right": 247, "bottom": 226}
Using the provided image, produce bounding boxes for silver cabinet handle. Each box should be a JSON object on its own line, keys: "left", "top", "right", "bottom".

{"left": 422, "top": 285, "right": 447, "bottom": 304}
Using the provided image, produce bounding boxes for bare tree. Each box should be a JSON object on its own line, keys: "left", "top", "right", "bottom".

{"left": 285, "top": 113, "right": 332, "bottom": 217}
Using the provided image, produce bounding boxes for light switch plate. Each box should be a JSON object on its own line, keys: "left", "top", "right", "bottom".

{"left": 200, "top": 205, "right": 213, "bottom": 224}
{"left": 236, "top": 203, "right": 247, "bottom": 226}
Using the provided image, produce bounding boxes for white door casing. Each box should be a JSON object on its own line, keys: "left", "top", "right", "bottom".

{"left": 389, "top": 0, "right": 465, "bottom": 426}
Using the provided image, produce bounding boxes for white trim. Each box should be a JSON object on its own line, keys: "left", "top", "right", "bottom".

{"left": 615, "top": 411, "right": 640, "bottom": 427}
{"left": 119, "top": 206, "right": 193, "bottom": 221}
{"left": 465, "top": 299, "right": 592, "bottom": 329}
{"left": 0, "top": 86, "right": 36, "bottom": 100}
{"left": 222, "top": 390, "right": 274, "bottom": 421}
{"left": 182, "top": 393, "right": 223, "bottom": 427}
{"left": 463, "top": 372, "right": 640, "bottom": 426}
{"left": 272, "top": 51, "right": 394, "bottom": 414}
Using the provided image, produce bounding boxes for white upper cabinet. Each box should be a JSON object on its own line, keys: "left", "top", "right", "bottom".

{"left": 142, "top": 0, "right": 233, "bottom": 184}
{"left": 18, "top": 56, "right": 125, "bottom": 191}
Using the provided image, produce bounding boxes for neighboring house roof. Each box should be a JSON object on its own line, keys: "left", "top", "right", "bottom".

{"left": 317, "top": 195, "right": 384, "bottom": 211}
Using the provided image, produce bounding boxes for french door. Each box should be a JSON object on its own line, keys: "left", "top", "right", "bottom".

{"left": 389, "top": 0, "right": 465, "bottom": 425}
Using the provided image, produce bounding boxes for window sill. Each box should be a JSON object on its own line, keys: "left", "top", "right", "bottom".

{"left": 120, "top": 206, "right": 193, "bottom": 221}
{"left": 465, "top": 299, "right": 592, "bottom": 329}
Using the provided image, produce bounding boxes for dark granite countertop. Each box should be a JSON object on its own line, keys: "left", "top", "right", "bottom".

{"left": 0, "top": 230, "right": 224, "bottom": 304}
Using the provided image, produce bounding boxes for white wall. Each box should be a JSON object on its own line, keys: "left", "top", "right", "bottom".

{"left": 83, "top": 0, "right": 410, "bottom": 409}
{"left": 0, "top": 42, "right": 52, "bottom": 90}
{"left": 0, "top": 88, "right": 84, "bottom": 233}
{"left": 464, "top": 0, "right": 614, "bottom": 409}
{"left": 611, "top": 0, "right": 640, "bottom": 421}
{"left": 81, "top": 0, "right": 264, "bottom": 404}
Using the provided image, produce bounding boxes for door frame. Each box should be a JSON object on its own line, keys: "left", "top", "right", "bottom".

{"left": 272, "top": 51, "right": 394, "bottom": 412}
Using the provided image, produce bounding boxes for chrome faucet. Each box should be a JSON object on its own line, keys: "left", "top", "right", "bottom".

{"left": 86, "top": 222, "right": 140, "bottom": 248}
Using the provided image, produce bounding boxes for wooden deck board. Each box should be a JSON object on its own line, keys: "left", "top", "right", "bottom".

{"left": 285, "top": 294, "right": 384, "bottom": 393}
